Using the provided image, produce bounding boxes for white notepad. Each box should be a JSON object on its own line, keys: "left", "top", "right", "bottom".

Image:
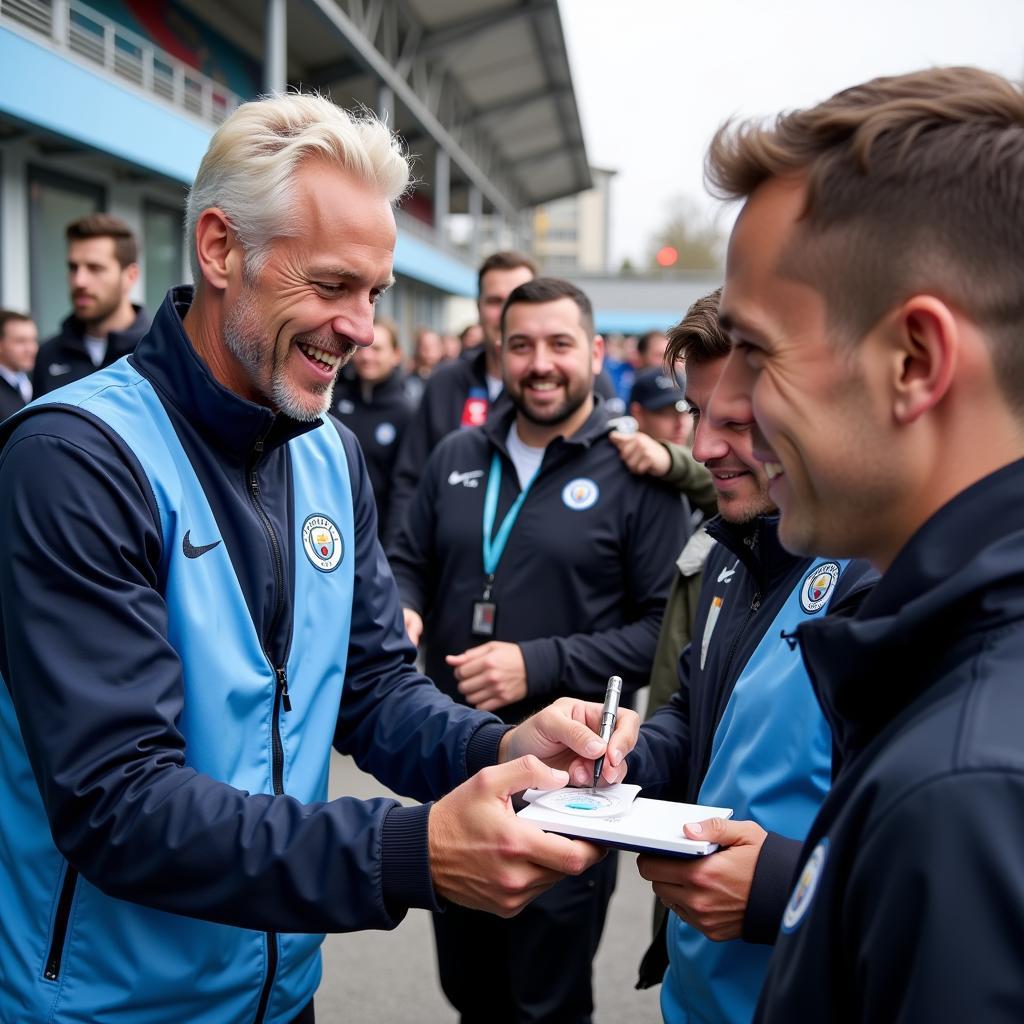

{"left": 517, "top": 783, "right": 733, "bottom": 857}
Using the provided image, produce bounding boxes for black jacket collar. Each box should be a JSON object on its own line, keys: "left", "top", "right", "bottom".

{"left": 707, "top": 514, "right": 798, "bottom": 590}
{"left": 799, "top": 457, "right": 1024, "bottom": 760}
{"left": 55, "top": 305, "right": 150, "bottom": 353}
{"left": 482, "top": 395, "right": 612, "bottom": 456}
{"left": 129, "top": 287, "right": 319, "bottom": 460}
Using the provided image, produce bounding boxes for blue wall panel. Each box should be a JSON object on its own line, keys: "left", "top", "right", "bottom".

{"left": 393, "top": 232, "right": 475, "bottom": 297}
{"left": 0, "top": 26, "right": 210, "bottom": 183}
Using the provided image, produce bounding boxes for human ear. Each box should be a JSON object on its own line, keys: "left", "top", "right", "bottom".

{"left": 891, "top": 297, "right": 957, "bottom": 425}
{"left": 193, "top": 208, "right": 239, "bottom": 291}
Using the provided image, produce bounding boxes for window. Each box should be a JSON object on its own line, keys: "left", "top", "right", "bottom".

{"left": 143, "top": 201, "right": 184, "bottom": 313}
{"left": 28, "top": 167, "right": 104, "bottom": 338}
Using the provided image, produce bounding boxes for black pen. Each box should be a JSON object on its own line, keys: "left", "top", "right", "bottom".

{"left": 592, "top": 675, "right": 623, "bottom": 788}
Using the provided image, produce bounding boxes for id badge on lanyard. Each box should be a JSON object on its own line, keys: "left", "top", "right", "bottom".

{"left": 474, "top": 451, "right": 538, "bottom": 638}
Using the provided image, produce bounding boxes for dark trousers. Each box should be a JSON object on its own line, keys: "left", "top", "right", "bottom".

{"left": 432, "top": 853, "right": 617, "bottom": 1024}
{"left": 289, "top": 1000, "right": 314, "bottom": 1023}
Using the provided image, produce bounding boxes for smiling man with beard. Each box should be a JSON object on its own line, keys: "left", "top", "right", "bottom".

{"left": 390, "top": 277, "right": 687, "bottom": 1023}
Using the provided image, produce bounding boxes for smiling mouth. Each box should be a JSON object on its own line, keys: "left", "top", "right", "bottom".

{"left": 296, "top": 341, "right": 344, "bottom": 372}
{"left": 525, "top": 379, "right": 562, "bottom": 393}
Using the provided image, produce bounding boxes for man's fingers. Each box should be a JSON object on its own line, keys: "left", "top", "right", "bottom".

{"left": 682, "top": 816, "right": 762, "bottom": 847}
{"left": 517, "top": 826, "right": 606, "bottom": 877}
{"left": 479, "top": 755, "right": 569, "bottom": 800}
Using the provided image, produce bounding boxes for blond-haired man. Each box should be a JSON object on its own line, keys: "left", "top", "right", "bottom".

{"left": 0, "top": 94, "right": 634, "bottom": 1024}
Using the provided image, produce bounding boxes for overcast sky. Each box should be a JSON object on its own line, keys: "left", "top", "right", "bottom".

{"left": 560, "top": 0, "right": 1024, "bottom": 267}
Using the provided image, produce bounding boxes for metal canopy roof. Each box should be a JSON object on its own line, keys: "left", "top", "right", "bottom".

{"left": 177, "top": 0, "right": 591, "bottom": 214}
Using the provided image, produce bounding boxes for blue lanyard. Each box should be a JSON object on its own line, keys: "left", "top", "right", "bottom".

{"left": 482, "top": 451, "right": 539, "bottom": 579}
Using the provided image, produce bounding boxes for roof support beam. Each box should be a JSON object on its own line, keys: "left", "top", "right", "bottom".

{"left": 302, "top": 0, "right": 520, "bottom": 217}
{"left": 416, "top": 2, "right": 544, "bottom": 59}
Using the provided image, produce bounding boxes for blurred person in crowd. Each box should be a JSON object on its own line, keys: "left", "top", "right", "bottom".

{"left": 440, "top": 332, "right": 462, "bottom": 361}
{"left": 630, "top": 367, "right": 693, "bottom": 447}
{"left": 603, "top": 331, "right": 635, "bottom": 405}
{"left": 0, "top": 93, "right": 637, "bottom": 1024}
{"left": 459, "top": 321, "right": 484, "bottom": 353}
{"left": 390, "top": 277, "right": 686, "bottom": 1024}
{"left": 0, "top": 309, "right": 38, "bottom": 419}
{"left": 332, "top": 316, "right": 415, "bottom": 537}
{"left": 33, "top": 213, "right": 150, "bottom": 396}
{"left": 636, "top": 329, "right": 670, "bottom": 369}
{"left": 624, "top": 297, "right": 874, "bottom": 1024}
{"left": 708, "top": 67, "right": 1024, "bottom": 1024}
{"left": 404, "top": 326, "right": 444, "bottom": 406}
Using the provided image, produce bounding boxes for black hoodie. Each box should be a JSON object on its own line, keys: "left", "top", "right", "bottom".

{"left": 758, "top": 458, "right": 1024, "bottom": 1023}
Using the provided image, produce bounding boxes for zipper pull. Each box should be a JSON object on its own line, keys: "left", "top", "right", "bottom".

{"left": 277, "top": 667, "right": 291, "bottom": 712}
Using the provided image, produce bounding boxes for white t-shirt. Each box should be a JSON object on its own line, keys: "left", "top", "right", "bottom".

{"left": 84, "top": 335, "right": 108, "bottom": 368}
{"left": 505, "top": 423, "right": 545, "bottom": 491}
{"left": 486, "top": 373, "right": 503, "bottom": 401}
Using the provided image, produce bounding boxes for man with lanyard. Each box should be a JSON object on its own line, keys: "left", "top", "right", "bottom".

{"left": 622, "top": 300, "right": 875, "bottom": 1024}
{"left": 390, "top": 277, "right": 686, "bottom": 1023}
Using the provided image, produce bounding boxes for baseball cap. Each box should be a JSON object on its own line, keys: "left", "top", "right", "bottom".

{"left": 629, "top": 367, "right": 687, "bottom": 412}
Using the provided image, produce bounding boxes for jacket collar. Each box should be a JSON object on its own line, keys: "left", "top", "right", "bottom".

{"left": 706, "top": 513, "right": 798, "bottom": 589}
{"left": 57, "top": 306, "right": 150, "bottom": 351}
{"left": 799, "top": 457, "right": 1024, "bottom": 760}
{"left": 129, "top": 287, "right": 319, "bottom": 459}
{"left": 482, "top": 395, "right": 613, "bottom": 455}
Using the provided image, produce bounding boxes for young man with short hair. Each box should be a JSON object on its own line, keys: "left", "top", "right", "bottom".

{"left": 33, "top": 213, "right": 149, "bottom": 395}
{"left": 708, "top": 66, "right": 1024, "bottom": 1022}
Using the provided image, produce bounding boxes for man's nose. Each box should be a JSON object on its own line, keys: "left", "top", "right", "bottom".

{"left": 332, "top": 306, "right": 375, "bottom": 349}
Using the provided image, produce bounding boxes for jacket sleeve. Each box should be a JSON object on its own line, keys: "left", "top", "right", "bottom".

{"left": 661, "top": 442, "right": 719, "bottom": 519}
{"left": 384, "top": 383, "right": 438, "bottom": 551}
{"left": 843, "top": 773, "right": 1024, "bottom": 1022}
{"left": 517, "top": 478, "right": 686, "bottom": 701}
{"left": 385, "top": 440, "right": 443, "bottom": 619}
{"left": 0, "top": 412, "right": 500, "bottom": 936}
{"left": 742, "top": 832, "right": 804, "bottom": 944}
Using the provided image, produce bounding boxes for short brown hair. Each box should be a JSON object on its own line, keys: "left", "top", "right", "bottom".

{"left": 477, "top": 250, "right": 537, "bottom": 295}
{"left": 66, "top": 213, "right": 138, "bottom": 267}
{"left": 706, "top": 66, "right": 1024, "bottom": 408}
{"left": 0, "top": 309, "right": 33, "bottom": 340}
{"left": 501, "top": 277, "right": 594, "bottom": 338}
{"left": 666, "top": 288, "right": 726, "bottom": 367}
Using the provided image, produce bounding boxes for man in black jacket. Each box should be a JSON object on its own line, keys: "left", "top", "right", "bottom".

{"left": 33, "top": 213, "right": 149, "bottom": 396}
{"left": 0, "top": 309, "right": 38, "bottom": 419}
{"left": 332, "top": 316, "right": 415, "bottom": 537}
{"left": 707, "top": 67, "right": 1024, "bottom": 1023}
{"left": 391, "top": 278, "right": 686, "bottom": 1023}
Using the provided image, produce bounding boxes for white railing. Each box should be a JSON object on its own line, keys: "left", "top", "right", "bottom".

{"left": 0, "top": 0, "right": 244, "bottom": 125}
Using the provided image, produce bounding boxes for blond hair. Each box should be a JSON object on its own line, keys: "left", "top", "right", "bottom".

{"left": 186, "top": 92, "right": 409, "bottom": 282}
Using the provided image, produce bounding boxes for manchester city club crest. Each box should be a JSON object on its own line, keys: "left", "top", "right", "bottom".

{"left": 302, "top": 514, "right": 344, "bottom": 572}
{"left": 800, "top": 561, "right": 840, "bottom": 613}
{"left": 782, "top": 838, "right": 829, "bottom": 933}
{"left": 561, "top": 477, "right": 599, "bottom": 511}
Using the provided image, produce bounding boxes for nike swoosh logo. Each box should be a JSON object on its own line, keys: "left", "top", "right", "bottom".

{"left": 448, "top": 470, "right": 484, "bottom": 486}
{"left": 49, "top": 363, "right": 72, "bottom": 376}
{"left": 182, "top": 530, "right": 222, "bottom": 559}
{"left": 717, "top": 567, "right": 735, "bottom": 583}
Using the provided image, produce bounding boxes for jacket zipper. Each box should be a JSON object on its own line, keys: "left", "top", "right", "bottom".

{"left": 247, "top": 433, "right": 291, "bottom": 1024}
{"left": 43, "top": 865, "right": 78, "bottom": 981}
